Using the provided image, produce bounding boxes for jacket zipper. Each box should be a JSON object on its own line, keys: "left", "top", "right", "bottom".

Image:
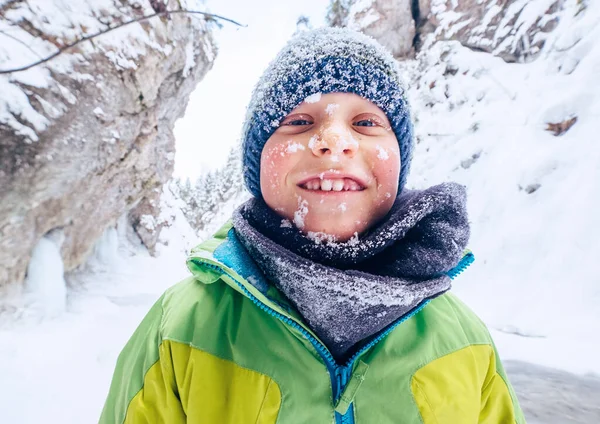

{"left": 190, "top": 251, "right": 474, "bottom": 423}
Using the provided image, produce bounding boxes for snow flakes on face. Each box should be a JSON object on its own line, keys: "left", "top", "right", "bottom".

{"left": 376, "top": 145, "right": 390, "bottom": 160}
{"left": 305, "top": 228, "right": 357, "bottom": 247}
{"left": 308, "top": 134, "right": 319, "bottom": 149}
{"left": 285, "top": 141, "right": 306, "bottom": 154}
{"left": 304, "top": 92, "right": 322, "bottom": 103}
{"left": 338, "top": 202, "right": 347, "bottom": 212}
{"left": 263, "top": 142, "right": 285, "bottom": 159}
{"left": 347, "top": 232, "right": 360, "bottom": 246}
{"left": 325, "top": 103, "right": 340, "bottom": 115}
{"left": 307, "top": 231, "right": 339, "bottom": 245}
{"left": 293, "top": 198, "right": 309, "bottom": 229}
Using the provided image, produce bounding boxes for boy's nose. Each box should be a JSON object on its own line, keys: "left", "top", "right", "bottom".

{"left": 310, "top": 125, "right": 359, "bottom": 158}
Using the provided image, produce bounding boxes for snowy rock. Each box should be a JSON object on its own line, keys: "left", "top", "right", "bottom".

{"left": 328, "top": 0, "right": 416, "bottom": 57}
{"left": 0, "top": 0, "right": 217, "bottom": 287}
{"left": 354, "top": 0, "right": 416, "bottom": 58}
{"left": 129, "top": 188, "right": 171, "bottom": 255}
{"left": 426, "top": 0, "right": 566, "bottom": 63}
{"left": 329, "top": 0, "right": 566, "bottom": 62}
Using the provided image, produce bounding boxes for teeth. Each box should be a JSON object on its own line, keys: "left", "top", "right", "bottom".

{"left": 321, "top": 179, "right": 333, "bottom": 191}
{"left": 332, "top": 180, "right": 344, "bottom": 192}
{"left": 302, "top": 178, "right": 363, "bottom": 192}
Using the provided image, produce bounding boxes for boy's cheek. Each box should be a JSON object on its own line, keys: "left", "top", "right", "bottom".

{"left": 261, "top": 165, "right": 283, "bottom": 196}
{"left": 260, "top": 145, "right": 296, "bottom": 196}
{"left": 369, "top": 150, "right": 400, "bottom": 187}
{"left": 373, "top": 144, "right": 397, "bottom": 163}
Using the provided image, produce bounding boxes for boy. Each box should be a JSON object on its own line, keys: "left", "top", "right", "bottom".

{"left": 100, "top": 28, "right": 525, "bottom": 423}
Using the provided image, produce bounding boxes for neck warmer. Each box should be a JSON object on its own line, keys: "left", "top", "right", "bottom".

{"left": 232, "top": 183, "right": 470, "bottom": 361}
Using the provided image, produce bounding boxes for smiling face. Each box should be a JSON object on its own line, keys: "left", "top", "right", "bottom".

{"left": 260, "top": 92, "right": 401, "bottom": 242}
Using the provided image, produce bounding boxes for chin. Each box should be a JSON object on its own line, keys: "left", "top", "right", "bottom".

{"left": 302, "top": 217, "right": 368, "bottom": 243}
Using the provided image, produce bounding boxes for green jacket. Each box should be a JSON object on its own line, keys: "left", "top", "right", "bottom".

{"left": 100, "top": 223, "right": 525, "bottom": 423}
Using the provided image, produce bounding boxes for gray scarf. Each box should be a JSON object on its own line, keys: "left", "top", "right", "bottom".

{"left": 232, "top": 183, "right": 470, "bottom": 361}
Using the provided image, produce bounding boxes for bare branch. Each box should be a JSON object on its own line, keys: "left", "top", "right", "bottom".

{"left": 0, "top": 9, "right": 245, "bottom": 75}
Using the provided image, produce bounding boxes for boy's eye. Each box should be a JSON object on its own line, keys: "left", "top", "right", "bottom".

{"left": 353, "top": 114, "right": 386, "bottom": 128}
{"left": 280, "top": 114, "right": 314, "bottom": 127}
{"left": 285, "top": 119, "right": 313, "bottom": 126}
{"left": 354, "top": 119, "right": 377, "bottom": 127}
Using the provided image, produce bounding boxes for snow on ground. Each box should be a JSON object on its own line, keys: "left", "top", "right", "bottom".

{"left": 406, "top": 0, "right": 600, "bottom": 376}
{"left": 0, "top": 187, "right": 195, "bottom": 423}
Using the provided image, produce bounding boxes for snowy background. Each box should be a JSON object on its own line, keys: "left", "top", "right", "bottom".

{"left": 1, "top": 0, "right": 599, "bottom": 423}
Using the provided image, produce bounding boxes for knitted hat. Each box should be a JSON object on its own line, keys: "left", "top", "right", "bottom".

{"left": 242, "top": 27, "right": 414, "bottom": 198}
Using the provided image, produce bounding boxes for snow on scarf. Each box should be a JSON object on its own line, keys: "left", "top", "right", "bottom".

{"left": 232, "top": 182, "right": 470, "bottom": 361}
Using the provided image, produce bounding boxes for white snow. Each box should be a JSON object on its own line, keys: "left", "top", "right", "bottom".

{"left": 347, "top": 232, "right": 360, "bottom": 246}
{"left": 286, "top": 141, "right": 306, "bottom": 153}
{"left": 23, "top": 230, "right": 67, "bottom": 318}
{"left": 304, "top": 92, "right": 322, "bottom": 103}
{"left": 93, "top": 107, "right": 106, "bottom": 117}
{"left": 183, "top": 34, "right": 197, "bottom": 78}
{"left": 347, "top": 0, "right": 380, "bottom": 30}
{"left": 307, "top": 231, "right": 338, "bottom": 244}
{"left": 140, "top": 214, "right": 156, "bottom": 232}
{"left": 91, "top": 226, "right": 120, "bottom": 268}
{"left": 376, "top": 145, "right": 389, "bottom": 160}
{"left": 293, "top": 198, "right": 309, "bottom": 229}
{"left": 325, "top": 103, "right": 340, "bottom": 115}
{"left": 406, "top": 0, "right": 600, "bottom": 376}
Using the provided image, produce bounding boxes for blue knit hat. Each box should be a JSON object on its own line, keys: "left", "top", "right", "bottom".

{"left": 242, "top": 27, "right": 414, "bottom": 198}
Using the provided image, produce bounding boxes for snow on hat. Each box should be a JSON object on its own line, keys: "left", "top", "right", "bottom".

{"left": 242, "top": 27, "right": 414, "bottom": 198}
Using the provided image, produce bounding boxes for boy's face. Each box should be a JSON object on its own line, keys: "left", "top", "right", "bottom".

{"left": 260, "top": 92, "right": 400, "bottom": 242}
